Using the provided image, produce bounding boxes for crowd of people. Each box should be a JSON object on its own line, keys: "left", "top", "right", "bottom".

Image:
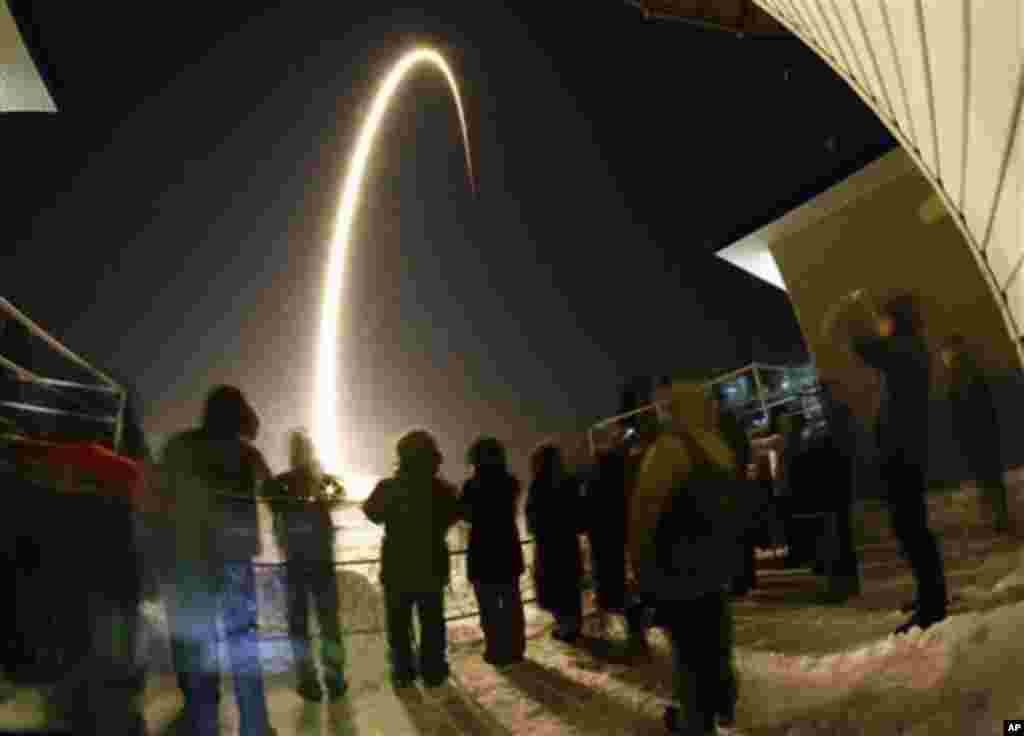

{"left": 3, "top": 288, "right": 1015, "bottom": 736}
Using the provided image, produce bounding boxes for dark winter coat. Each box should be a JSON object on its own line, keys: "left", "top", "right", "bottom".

{"left": 586, "top": 448, "right": 630, "bottom": 612}
{"left": 852, "top": 335, "right": 931, "bottom": 468}
{"left": 822, "top": 398, "right": 858, "bottom": 507}
{"left": 363, "top": 472, "right": 460, "bottom": 593}
{"left": 526, "top": 475, "right": 584, "bottom": 616}
{"left": 633, "top": 431, "right": 753, "bottom": 608}
{"left": 948, "top": 353, "right": 1003, "bottom": 473}
{"left": 162, "top": 428, "right": 267, "bottom": 567}
{"left": 461, "top": 469, "right": 525, "bottom": 583}
{"left": 719, "top": 410, "right": 752, "bottom": 471}
{"left": 264, "top": 468, "right": 341, "bottom": 563}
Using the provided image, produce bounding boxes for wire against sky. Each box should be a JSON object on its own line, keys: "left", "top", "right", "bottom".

{"left": 313, "top": 47, "right": 475, "bottom": 475}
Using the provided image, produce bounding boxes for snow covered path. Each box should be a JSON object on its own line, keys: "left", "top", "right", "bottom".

{"left": 6, "top": 486, "right": 1024, "bottom": 734}
{"left": 140, "top": 492, "right": 1024, "bottom": 736}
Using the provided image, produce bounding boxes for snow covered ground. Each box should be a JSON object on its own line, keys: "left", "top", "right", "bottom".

{"left": 5, "top": 483, "right": 1024, "bottom": 734}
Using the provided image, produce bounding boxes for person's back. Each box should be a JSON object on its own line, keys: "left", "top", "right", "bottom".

{"left": 943, "top": 336, "right": 1009, "bottom": 532}
{"left": 462, "top": 437, "right": 527, "bottom": 665}
{"left": 947, "top": 347, "right": 999, "bottom": 446}
{"left": 363, "top": 430, "right": 459, "bottom": 687}
{"left": 631, "top": 383, "right": 741, "bottom": 733}
{"left": 365, "top": 472, "right": 459, "bottom": 591}
{"left": 462, "top": 466, "right": 524, "bottom": 583}
{"left": 164, "top": 428, "right": 263, "bottom": 566}
{"left": 266, "top": 466, "right": 338, "bottom": 561}
{"left": 161, "top": 385, "right": 274, "bottom": 736}
{"left": 852, "top": 330, "right": 930, "bottom": 466}
{"left": 265, "top": 430, "right": 347, "bottom": 701}
{"left": 827, "top": 291, "right": 946, "bottom": 633}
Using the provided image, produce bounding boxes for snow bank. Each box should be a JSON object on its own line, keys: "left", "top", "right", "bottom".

{"left": 734, "top": 600, "right": 1024, "bottom": 735}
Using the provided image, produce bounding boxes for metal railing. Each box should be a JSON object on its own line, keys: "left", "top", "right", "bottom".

{"left": 244, "top": 536, "right": 552, "bottom": 637}
{"left": 1, "top": 296, "right": 126, "bottom": 450}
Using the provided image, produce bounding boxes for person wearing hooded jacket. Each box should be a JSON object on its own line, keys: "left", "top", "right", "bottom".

{"left": 460, "top": 436, "right": 526, "bottom": 666}
{"left": 630, "top": 382, "right": 748, "bottom": 735}
{"left": 825, "top": 290, "right": 948, "bottom": 634}
{"left": 363, "top": 430, "right": 460, "bottom": 688}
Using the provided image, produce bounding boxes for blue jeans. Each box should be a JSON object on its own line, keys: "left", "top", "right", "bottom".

{"left": 167, "top": 560, "right": 272, "bottom": 736}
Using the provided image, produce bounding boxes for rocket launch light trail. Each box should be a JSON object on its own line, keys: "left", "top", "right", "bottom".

{"left": 313, "top": 48, "right": 475, "bottom": 475}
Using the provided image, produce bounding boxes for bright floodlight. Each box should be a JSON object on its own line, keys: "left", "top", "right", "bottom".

{"left": 313, "top": 48, "right": 474, "bottom": 474}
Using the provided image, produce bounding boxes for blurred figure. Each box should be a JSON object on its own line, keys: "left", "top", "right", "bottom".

{"left": 461, "top": 436, "right": 526, "bottom": 667}
{"left": 632, "top": 383, "right": 747, "bottom": 735}
{"left": 778, "top": 413, "right": 810, "bottom": 567}
{"left": 526, "top": 444, "right": 584, "bottom": 643}
{"left": 826, "top": 290, "right": 947, "bottom": 634}
{"left": 586, "top": 428, "right": 649, "bottom": 653}
{"left": 941, "top": 334, "right": 1011, "bottom": 533}
{"left": 264, "top": 429, "right": 348, "bottom": 701}
{"left": 711, "top": 397, "right": 758, "bottom": 595}
{"left": 818, "top": 382, "right": 862, "bottom": 601}
{"left": 363, "top": 430, "right": 460, "bottom": 688}
{"left": 162, "top": 385, "right": 275, "bottom": 736}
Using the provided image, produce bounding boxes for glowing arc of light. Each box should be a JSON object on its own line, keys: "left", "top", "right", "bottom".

{"left": 313, "top": 47, "right": 474, "bottom": 475}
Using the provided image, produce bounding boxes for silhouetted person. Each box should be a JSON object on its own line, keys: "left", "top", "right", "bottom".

{"left": 631, "top": 383, "right": 743, "bottom": 735}
{"left": 265, "top": 429, "right": 348, "bottom": 701}
{"left": 711, "top": 398, "right": 758, "bottom": 595}
{"left": 587, "top": 433, "right": 649, "bottom": 653}
{"left": 460, "top": 436, "right": 526, "bottom": 666}
{"left": 162, "top": 385, "right": 275, "bottom": 736}
{"left": 363, "top": 430, "right": 460, "bottom": 688}
{"left": 818, "top": 382, "right": 862, "bottom": 601}
{"left": 941, "top": 334, "right": 1011, "bottom": 533}
{"left": 526, "top": 444, "right": 583, "bottom": 642}
{"left": 826, "top": 290, "right": 947, "bottom": 634}
{"left": 778, "top": 413, "right": 811, "bottom": 567}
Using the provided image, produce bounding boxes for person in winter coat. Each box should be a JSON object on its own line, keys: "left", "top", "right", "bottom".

{"left": 711, "top": 398, "right": 759, "bottom": 595}
{"left": 586, "top": 434, "right": 649, "bottom": 653}
{"left": 526, "top": 444, "right": 584, "bottom": 642}
{"left": 817, "top": 382, "right": 862, "bottom": 601}
{"left": 362, "top": 430, "right": 460, "bottom": 688}
{"left": 264, "top": 429, "right": 347, "bottom": 701}
{"left": 631, "top": 383, "right": 745, "bottom": 735}
{"left": 941, "top": 334, "right": 1011, "bottom": 533}
{"left": 460, "top": 436, "right": 526, "bottom": 666}
{"left": 825, "top": 290, "right": 948, "bottom": 634}
{"left": 778, "top": 413, "right": 812, "bottom": 567}
{"left": 162, "top": 385, "right": 275, "bottom": 736}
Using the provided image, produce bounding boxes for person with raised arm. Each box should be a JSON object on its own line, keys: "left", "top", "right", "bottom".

{"left": 824, "top": 290, "right": 947, "bottom": 633}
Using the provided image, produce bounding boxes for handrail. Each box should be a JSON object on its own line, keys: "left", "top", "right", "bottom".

{"left": 0, "top": 296, "right": 121, "bottom": 392}
{"left": 250, "top": 537, "right": 537, "bottom": 569}
{"left": 0, "top": 354, "right": 41, "bottom": 382}
{"left": 0, "top": 400, "right": 119, "bottom": 424}
{"left": 244, "top": 537, "right": 545, "bottom": 636}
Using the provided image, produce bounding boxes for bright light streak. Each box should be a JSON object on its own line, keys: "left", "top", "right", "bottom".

{"left": 341, "top": 472, "right": 380, "bottom": 503}
{"left": 313, "top": 48, "right": 474, "bottom": 474}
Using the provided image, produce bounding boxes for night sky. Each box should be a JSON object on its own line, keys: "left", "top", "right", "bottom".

{"left": 3, "top": 2, "right": 893, "bottom": 483}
